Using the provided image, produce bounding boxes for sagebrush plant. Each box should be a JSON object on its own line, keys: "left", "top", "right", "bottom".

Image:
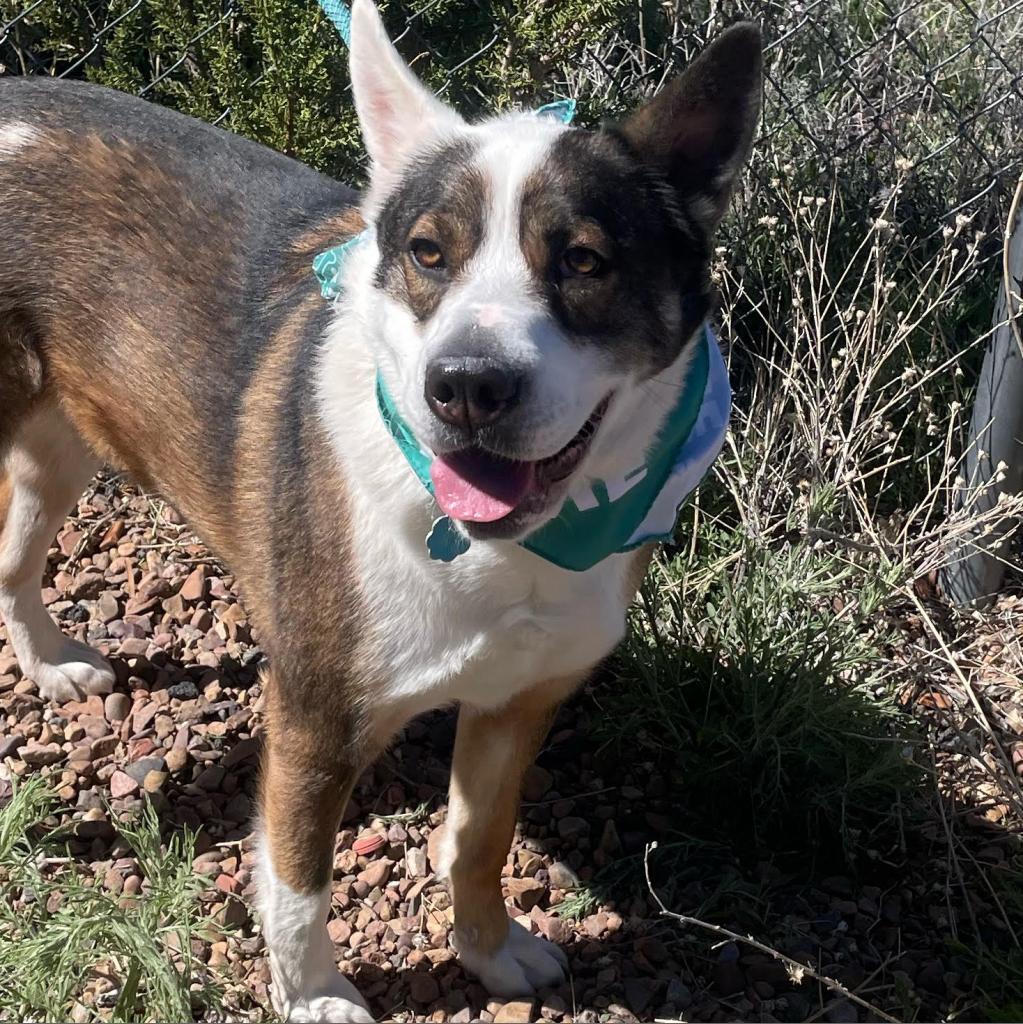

{"left": 0, "top": 777, "right": 225, "bottom": 1022}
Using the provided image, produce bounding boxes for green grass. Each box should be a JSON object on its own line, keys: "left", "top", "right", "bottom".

{"left": 597, "top": 517, "right": 918, "bottom": 862}
{"left": 0, "top": 777, "right": 225, "bottom": 1023}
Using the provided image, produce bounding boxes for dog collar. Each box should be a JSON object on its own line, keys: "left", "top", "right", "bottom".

{"left": 373, "top": 325, "right": 730, "bottom": 571}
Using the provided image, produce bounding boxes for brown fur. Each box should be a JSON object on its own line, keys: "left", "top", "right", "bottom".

{"left": 446, "top": 674, "right": 586, "bottom": 953}
{"left": 375, "top": 144, "right": 488, "bottom": 322}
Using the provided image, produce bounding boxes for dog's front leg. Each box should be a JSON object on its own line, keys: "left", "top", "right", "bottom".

{"left": 255, "top": 670, "right": 375, "bottom": 1024}
{"left": 443, "top": 677, "right": 583, "bottom": 997}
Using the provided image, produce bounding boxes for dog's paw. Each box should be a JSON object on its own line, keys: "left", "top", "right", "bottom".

{"left": 25, "top": 638, "right": 115, "bottom": 703}
{"left": 457, "top": 918, "right": 569, "bottom": 996}
{"left": 273, "top": 974, "right": 375, "bottom": 1023}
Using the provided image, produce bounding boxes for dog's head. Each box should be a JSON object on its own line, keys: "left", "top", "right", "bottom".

{"left": 348, "top": 0, "right": 761, "bottom": 541}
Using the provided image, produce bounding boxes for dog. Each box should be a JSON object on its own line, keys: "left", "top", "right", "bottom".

{"left": 0, "top": 2, "right": 761, "bottom": 1019}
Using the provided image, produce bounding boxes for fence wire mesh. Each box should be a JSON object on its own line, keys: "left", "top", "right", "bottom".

{"left": 3, "top": 2, "right": 1022, "bottom": 220}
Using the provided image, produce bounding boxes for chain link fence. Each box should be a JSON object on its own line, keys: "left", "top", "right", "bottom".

{"left": 3, "top": 2, "right": 1022, "bottom": 207}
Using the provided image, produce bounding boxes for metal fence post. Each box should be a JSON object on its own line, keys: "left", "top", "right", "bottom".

{"left": 940, "top": 202, "right": 1023, "bottom": 606}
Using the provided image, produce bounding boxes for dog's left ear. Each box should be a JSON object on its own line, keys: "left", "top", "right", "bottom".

{"left": 350, "top": 0, "right": 465, "bottom": 197}
{"left": 619, "top": 23, "right": 762, "bottom": 232}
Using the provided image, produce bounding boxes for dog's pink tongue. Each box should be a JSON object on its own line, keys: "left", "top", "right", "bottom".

{"left": 430, "top": 449, "right": 535, "bottom": 523}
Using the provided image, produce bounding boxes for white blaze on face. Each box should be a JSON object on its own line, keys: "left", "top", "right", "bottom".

{"left": 0, "top": 121, "right": 43, "bottom": 157}
{"left": 386, "top": 114, "right": 621, "bottom": 463}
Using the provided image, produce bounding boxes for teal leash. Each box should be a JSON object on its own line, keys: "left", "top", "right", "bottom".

{"left": 317, "top": 0, "right": 352, "bottom": 44}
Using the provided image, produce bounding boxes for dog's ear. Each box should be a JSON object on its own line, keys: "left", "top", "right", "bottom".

{"left": 619, "top": 23, "right": 762, "bottom": 232}
{"left": 350, "top": 0, "right": 464, "bottom": 192}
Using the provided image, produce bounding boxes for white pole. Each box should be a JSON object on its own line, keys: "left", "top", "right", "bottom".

{"left": 941, "top": 196, "right": 1023, "bottom": 606}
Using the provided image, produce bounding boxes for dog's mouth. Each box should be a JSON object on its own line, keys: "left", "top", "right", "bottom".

{"left": 429, "top": 397, "right": 610, "bottom": 528}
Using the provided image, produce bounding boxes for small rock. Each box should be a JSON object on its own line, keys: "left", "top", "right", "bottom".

{"left": 58, "top": 529, "right": 84, "bottom": 557}
{"left": 21, "top": 743, "right": 65, "bottom": 767}
{"left": 406, "top": 846, "right": 429, "bottom": 878}
{"left": 99, "top": 519, "right": 125, "bottom": 550}
{"left": 825, "top": 1000, "right": 859, "bottom": 1023}
{"left": 179, "top": 566, "right": 208, "bottom": 603}
{"left": 665, "top": 979, "right": 693, "bottom": 1009}
{"left": 357, "top": 860, "right": 391, "bottom": 890}
{"left": 493, "top": 999, "right": 535, "bottom": 1023}
{"left": 143, "top": 770, "right": 169, "bottom": 793}
{"left": 0, "top": 734, "right": 28, "bottom": 761}
{"left": 68, "top": 572, "right": 106, "bottom": 601}
{"left": 125, "top": 756, "right": 167, "bottom": 785}
{"left": 110, "top": 770, "right": 139, "bottom": 799}
{"left": 165, "top": 747, "right": 189, "bottom": 773}
{"left": 408, "top": 972, "right": 440, "bottom": 1004}
{"left": 521, "top": 764, "right": 554, "bottom": 802}
{"left": 104, "top": 692, "right": 131, "bottom": 722}
{"left": 327, "top": 918, "right": 352, "bottom": 944}
{"left": 556, "top": 816, "right": 589, "bottom": 839}
{"left": 548, "top": 861, "right": 579, "bottom": 889}
{"left": 506, "top": 876, "right": 545, "bottom": 912}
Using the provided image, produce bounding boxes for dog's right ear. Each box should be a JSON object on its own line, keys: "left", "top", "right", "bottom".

{"left": 618, "top": 23, "right": 762, "bottom": 232}
{"left": 350, "top": 0, "right": 464, "bottom": 196}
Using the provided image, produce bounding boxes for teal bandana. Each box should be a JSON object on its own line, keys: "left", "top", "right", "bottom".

{"left": 370, "top": 326, "right": 731, "bottom": 571}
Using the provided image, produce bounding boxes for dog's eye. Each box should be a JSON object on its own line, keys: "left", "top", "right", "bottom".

{"left": 560, "top": 246, "right": 603, "bottom": 277}
{"left": 410, "top": 238, "right": 445, "bottom": 270}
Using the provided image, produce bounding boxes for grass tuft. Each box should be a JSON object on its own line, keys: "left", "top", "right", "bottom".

{"left": 0, "top": 778, "right": 226, "bottom": 1023}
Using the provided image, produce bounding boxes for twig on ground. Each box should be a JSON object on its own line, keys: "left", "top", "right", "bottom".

{"left": 642, "top": 843, "right": 904, "bottom": 1024}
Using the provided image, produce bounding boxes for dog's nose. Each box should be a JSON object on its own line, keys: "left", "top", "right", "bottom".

{"left": 425, "top": 358, "right": 521, "bottom": 431}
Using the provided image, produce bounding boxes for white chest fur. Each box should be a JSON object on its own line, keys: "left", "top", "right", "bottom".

{"left": 356, "top": 528, "right": 633, "bottom": 713}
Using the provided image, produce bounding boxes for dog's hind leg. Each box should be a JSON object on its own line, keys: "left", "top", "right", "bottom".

{"left": 0, "top": 403, "right": 114, "bottom": 702}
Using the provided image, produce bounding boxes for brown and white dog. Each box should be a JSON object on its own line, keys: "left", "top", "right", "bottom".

{"left": 0, "top": 2, "right": 760, "bottom": 1019}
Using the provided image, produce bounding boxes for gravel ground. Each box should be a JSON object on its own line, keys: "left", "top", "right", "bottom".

{"left": 2, "top": 472, "right": 1020, "bottom": 1023}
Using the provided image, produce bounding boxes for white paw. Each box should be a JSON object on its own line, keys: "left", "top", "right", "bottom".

{"left": 273, "top": 974, "right": 375, "bottom": 1023}
{"left": 25, "top": 637, "right": 115, "bottom": 702}
{"left": 457, "top": 918, "right": 568, "bottom": 997}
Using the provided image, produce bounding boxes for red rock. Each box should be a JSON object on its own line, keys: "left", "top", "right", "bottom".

{"left": 353, "top": 833, "right": 386, "bottom": 856}
{"left": 131, "top": 702, "right": 159, "bottom": 735}
{"left": 68, "top": 571, "right": 105, "bottom": 601}
{"left": 357, "top": 860, "right": 392, "bottom": 890}
{"left": 90, "top": 735, "right": 118, "bottom": 758}
{"left": 58, "top": 529, "right": 84, "bottom": 557}
{"left": 506, "top": 876, "right": 546, "bottom": 912}
{"left": 215, "top": 873, "right": 241, "bottom": 894}
{"left": 118, "top": 638, "right": 149, "bottom": 657}
{"left": 99, "top": 519, "right": 126, "bottom": 550}
{"left": 405, "top": 846, "right": 429, "bottom": 878}
{"left": 128, "top": 737, "right": 157, "bottom": 760}
{"left": 327, "top": 917, "right": 352, "bottom": 944}
{"left": 21, "top": 742, "right": 65, "bottom": 767}
{"left": 179, "top": 566, "right": 208, "bottom": 603}
{"left": 110, "top": 770, "right": 139, "bottom": 798}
